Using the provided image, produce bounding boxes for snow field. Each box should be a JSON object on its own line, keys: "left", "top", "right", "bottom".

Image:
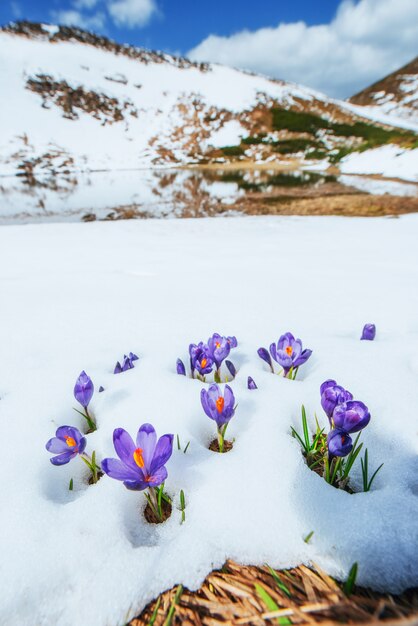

{"left": 1, "top": 216, "right": 418, "bottom": 626}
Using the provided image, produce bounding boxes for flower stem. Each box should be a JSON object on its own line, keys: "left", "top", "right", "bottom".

{"left": 147, "top": 487, "right": 161, "bottom": 521}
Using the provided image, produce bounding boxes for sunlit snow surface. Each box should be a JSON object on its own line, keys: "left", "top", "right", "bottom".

{"left": 1, "top": 216, "right": 418, "bottom": 626}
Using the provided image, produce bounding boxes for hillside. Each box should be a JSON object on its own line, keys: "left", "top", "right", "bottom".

{"left": 349, "top": 57, "right": 418, "bottom": 125}
{"left": 0, "top": 20, "right": 416, "bottom": 190}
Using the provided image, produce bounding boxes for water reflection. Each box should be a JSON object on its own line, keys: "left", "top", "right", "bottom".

{"left": 0, "top": 167, "right": 416, "bottom": 224}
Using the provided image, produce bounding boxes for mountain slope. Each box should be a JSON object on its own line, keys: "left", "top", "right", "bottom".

{"left": 0, "top": 21, "right": 416, "bottom": 184}
{"left": 349, "top": 57, "right": 418, "bottom": 125}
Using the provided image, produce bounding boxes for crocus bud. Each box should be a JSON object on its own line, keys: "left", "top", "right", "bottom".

{"left": 332, "top": 400, "right": 370, "bottom": 433}
{"left": 327, "top": 429, "right": 353, "bottom": 457}
{"left": 361, "top": 324, "right": 376, "bottom": 341}
{"left": 225, "top": 360, "right": 236, "bottom": 378}
{"left": 114, "top": 362, "right": 122, "bottom": 374}
{"left": 247, "top": 376, "right": 257, "bottom": 390}
{"left": 129, "top": 352, "right": 139, "bottom": 361}
{"left": 121, "top": 355, "right": 133, "bottom": 372}
{"left": 227, "top": 336, "right": 238, "bottom": 348}
{"left": 320, "top": 382, "right": 353, "bottom": 419}
{"left": 98, "top": 386, "right": 105, "bottom": 393}
{"left": 176, "top": 358, "right": 186, "bottom": 376}
{"left": 257, "top": 347, "right": 273, "bottom": 371}
{"left": 74, "top": 371, "right": 94, "bottom": 409}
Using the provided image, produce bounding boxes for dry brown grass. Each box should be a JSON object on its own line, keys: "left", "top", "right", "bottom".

{"left": 129, "top": 561, "right": 418, "bottom": 626}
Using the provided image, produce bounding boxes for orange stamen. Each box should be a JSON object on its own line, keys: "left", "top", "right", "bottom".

{"left": 65, "top": 436, "right": 76, "bottom": 448}
{"left": 285, "top": 346, "right": 293, "bottom": 356}
{"left": 201, "top": 358, "right": 207, "bottom": 368}
{"left": 216, "top": 396, "right": 224, "bottom": 413}
{"left": 133, "top": 448, "right": 145, "bottom": 468}
{"left": 215, "top": 341, "right": 221, "bottom": 348}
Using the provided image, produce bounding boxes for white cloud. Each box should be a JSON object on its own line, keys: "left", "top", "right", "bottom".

{"left": 107, "top": 0, "right": 157, "bottom": 28}
{"left": 51, "top": 9, "right": 106, "bottom": 31}
{"left": 187, "top": 0, "right": 418, "bottom": 99}
{"left": 10, "top": 1, "right": 22, "bottom": 18}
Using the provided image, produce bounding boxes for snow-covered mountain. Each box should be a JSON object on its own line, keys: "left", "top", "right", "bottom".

{"left": 0, "top": 21, "right": 417, "bottom": 185}
{"left": 349, "top": 56, "right": 418, "bottom": 126}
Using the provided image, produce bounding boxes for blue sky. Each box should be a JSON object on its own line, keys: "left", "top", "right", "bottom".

{"left": 1, "top": 0, "right": 417, "bottom": 97}
{"left": 1, "top": 0, "right": 341, "bottom": 52}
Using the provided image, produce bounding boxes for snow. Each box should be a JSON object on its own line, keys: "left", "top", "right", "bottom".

{"left": 341, "top": 101, "right": 418, "bottom": 132}
{"left": 339, "top": 174, "right": 418, "bottom": 197}
{"left": 205, "top": 120, "right": 247, "bottom": 148}
{"left": 340, "top": 145, "right": 418, "bottom": 182}
{"left": 1, "top": 215, "right": 418, "bottom": 626}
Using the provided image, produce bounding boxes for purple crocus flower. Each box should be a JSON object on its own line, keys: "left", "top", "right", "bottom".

{"left": 247, "top": 376, "right": 257, "bottom": 390}
{"left": 102, "top": 423, "right": 174, "bottom": 491}
{"left": 200, "top": 384, "right": 235, "bottom": 429}
{"left": 332, "top": 400, "right": 371, "bottom": 433}
{"left": 270, "top": 332, "right": 312, "bottom": 376}
{"left": 176, "top": 358, "right": 186, "bottom": 376}
{"left": 327, "top": 429, "right": 353, "bottom": 457}
{"left": 114, "top": 361, "right": 122, "bottom": 374}
{"left": 257, "top": 347, "right": 273, "bottom": 372}
{"left": 320, "top": 380, "right": 353, "bottom": 420}
{"left": 361, "top": 324, "right": 376, "bottom": 341}
{"left": 208, "top": 333, "right": 231, "bottom": 370}
{"left": 121, "top": 355, "right": 134, "bottom": 372}
{"left": 227, "top": 336, "right": 238, "bottom": 348}
{"left": 74, "top": 371, "right": 94, "bottom": 409}
{"left": 46, "top": 426, "right": 86, "bottom": 466}
{"left": 193, "top": 343, "right": 214, "bottom": 377}
{"left": 129, "top": 352, "right": 139, "bottom": 361}
{"left": 225, "top": 360, "right": 236, "bottom": 378}
{"left": 189, "top": 342, "right": 211, "bottom": 376}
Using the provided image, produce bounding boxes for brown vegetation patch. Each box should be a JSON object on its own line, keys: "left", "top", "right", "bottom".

{"left": 26, "top": 73, "right": 137, "bottom": 123}
{"left": 232, "top": 193, "right": 418, "bottom": 217}
{"left": 4, "top": 21, "right": 210, "bottom": 72}
{"left": 129, "top": 559, "right": 418, "bottom": 625}
{"left": 144, "top": 499, "right": 172, "bottom": 524}
{"left": 209, "top": 439, "right": 234, "bottom": 453}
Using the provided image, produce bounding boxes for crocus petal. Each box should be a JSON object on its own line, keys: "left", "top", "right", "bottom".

{"left": 223, "top": 385, "right": 235, "bottom": 414}
{"left": 332, "top": 400, "right": 371, "bottom": 433}
{"left": 361, "top": 324, "right": 376, "bottom": 341}
{"left": 145, "top": 465, "right": 168, "bottom": 488}
{"left": 278, "top": 332, "right": 295, "bottom": 351}
{"left": 114, "top": 362, "right": 122, "bottom": 374}
{"left": 101, "top": 457, "right": 142, "bottom": 482}
{"left": 327, "top": 429, "right": 353, "bottom": 457}
{"left": 74, "top": 371, "right": 94, "bottom": 408}
{"left": 247, "top": 376, "right": 257, "bottom": 390}
{"left": 227, "top": 336, "right": 238, "bottom": 348}
{"left": 176, "top": 358, "right": 186, "bottom": 376}
{"left": 113, "top": 428, "right": 137, "bottom": 469}
{"left": 293, "top": 348, "right": 312, "bottom": 368}
{"left": 275, "top": 350, "right": 293, "bottom": 369}
{"left": 56, "top": 425, "right": 84, "bottom": 448}
{"left": 291, "top": 339, "right": 303, "bottom": 361}
{"left": 50, "top": 451, "right": 77, "bottom": 466}
{"left": 129, "top": 352, "right": 139, "bottom": 361}
{"left": 269, "top": 343, "right": 278, "bottom": 362}
{"left": 257, "top": 347, "right": 272, "bottom": 368}
{"left": 201, "top": 388, "right": 216, "bottom": 420}
{"left": 136, "top": 423, "right": 157, "bottom": 471}
{"left": 225, "top": 360, "right": 236, "bottom": 378}
{"left": 123, "top": 479, "right": 149, "bottom": 491}
{"left": 320, "top": 380, "right": 337, "bottom": 396}
{"left": 46, "top": 437, "right": 70, "bottom": 454}
{"left": 150, "top": 434, "right": 174, "bottom": 475}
